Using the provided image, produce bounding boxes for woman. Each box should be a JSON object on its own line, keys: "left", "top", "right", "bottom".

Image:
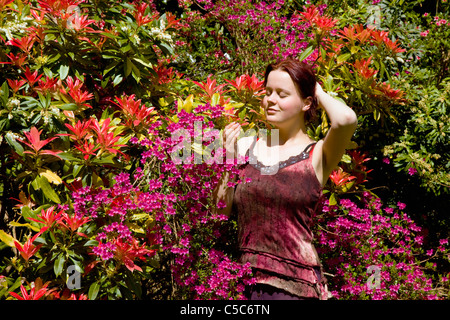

{"left": 214, "top": 58, "right": 357, "bottom": 300}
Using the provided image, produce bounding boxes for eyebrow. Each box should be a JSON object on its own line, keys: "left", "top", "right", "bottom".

{"left": 265, "top": 87, "right": 292, "bottom": 94}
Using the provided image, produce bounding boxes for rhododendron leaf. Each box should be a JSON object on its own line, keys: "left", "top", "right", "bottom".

{"left": 5, "top": 133, "right": 24, "bottom": 156}
{"left": 329, "top": 193, "right": 337, "bottom": 206}
{"left": 39, "top": 168, "right": 62, "bottom": 185}
{"left": 125, "top": 58, "right": 133, "bottom": 77}
{"left": 133, "top": 57, "right": 152, "bottom": 68}
{"left": 21, "top": 206, "right": 37, "bottom": 221}
{"left": 54, "top": 254, "right": 65, "bottom": 277}
{"left": 341, "top": 154, "right": 352, "bottom": 164}
{"left": 373, "top": 109, "right": 381, "bottom": 121}
{"left": 211, "top": 93, "right": 221, "bottom": 106}
{"left": 127, "top": 222, "right": 145, "bottom": 234}
{"left": 1, "top": 81, "right": 9, "bottom": 100}
{"left": 337, "top": 53, "right": 352, "bottom": 64}
{"left": 9, "top": 221, "right": 40, "bottom": 232}
{"left": 113, "top": 74, "right": 123, "bottom": 86}
{"left": 238, "top": 108, "right": 246, "bottom": 120}
{"left": 158, "top": 42, "right": 173, "bottom": 55}
{"left": 131, "top": 64, "right": 141, "bottom": 83}
{"left": 59, "top": 103, "right": 78, "bottom": 111}
{"left": 91, "top": 154, "right": 116, "bottom": 165}
{"left": 103, "top": 60, "right": 120, "bottom": 76}
{"left": 59, "top": 64, "right": 69, "bottom": 80}
{"left": 131, "top": 213, "right": 151, "bottom": 221}
{"left": 88, "top": 281, "right": 100, "bottom": 300}
{"left": 37, "top": 176, "right": 61, "bottom": 204}
{"left": 298, "top": 46, "right": 314, "bottom": 62}
{"left": 343, "top": 180, "right": 356, "bottom": 192}
{"left": 57, "top": 152, "right": 79, "bottom": 162}
{"left": 0, "top": 230, "right": 15, "bottom": 247}
{"left": 83, "top": 239, "right": 99, "bottom": 247}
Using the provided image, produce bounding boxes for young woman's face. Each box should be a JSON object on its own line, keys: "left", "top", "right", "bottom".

{"left": 262, "top": 69, "right": 311, "bottom": 128}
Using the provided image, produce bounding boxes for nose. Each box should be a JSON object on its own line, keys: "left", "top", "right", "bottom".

{"left": 266, "top": 92, "right": 276, "bottom": 105}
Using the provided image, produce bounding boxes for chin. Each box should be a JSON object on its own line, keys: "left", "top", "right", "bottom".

{"left": 265, "top": 116, "right": 281, "bottom": 126}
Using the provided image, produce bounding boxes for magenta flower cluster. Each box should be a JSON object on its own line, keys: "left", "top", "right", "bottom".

{"left": 72, "top": 172, "right": 156, "bottom": 263}
{"left": 73, "top": 102, "right": 254, "bottom": 298}
{"left": 314, "top": 191, "right": 449, "bottom": 300}
{"left": 198, "top": 0, "right": 327, "bottom": 66}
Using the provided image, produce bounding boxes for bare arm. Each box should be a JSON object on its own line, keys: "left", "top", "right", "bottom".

{"left": 312, "top": 84, "right": 358, "bottom": 186}
{"left": 212, "top": 122, "right": 242, "bottom": 217}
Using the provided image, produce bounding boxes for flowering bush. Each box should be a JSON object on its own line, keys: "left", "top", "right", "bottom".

{"left": 0, "top": 0, "right": 449, "bottom": 300}
{"left": 171, "top": 0, "right": 326, "bottom": 80}
{"left": 69, "top": 103, "right": 255, "bottom": 299}
{"left": 314, "top": 192, "right": 449, "bottom": 300}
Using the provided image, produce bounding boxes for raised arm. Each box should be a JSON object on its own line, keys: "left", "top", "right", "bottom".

{"left": 312, "top": 84, "right": 358, "bottom": 186}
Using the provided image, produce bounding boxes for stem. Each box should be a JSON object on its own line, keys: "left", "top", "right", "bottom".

{"left": 0, "top": 139, "right": 7, "bottom": 231}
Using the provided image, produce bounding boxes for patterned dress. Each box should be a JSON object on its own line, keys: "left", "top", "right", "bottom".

{"left": 233, "top": 138, "right": 328, "bottom": 299}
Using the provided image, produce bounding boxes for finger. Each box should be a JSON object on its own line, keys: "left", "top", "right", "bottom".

{"left": 224, "top": 123, "right": 241, "bottom": 136}
{"left": 227, "top": 121, "right": 240, "bottom": 129}
{"left": 225, "top": 126, "right": 241, "bottom": 142}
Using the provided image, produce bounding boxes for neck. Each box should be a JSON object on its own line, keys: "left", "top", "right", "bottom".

{"left": 269, "top": 121, "right": 310, "bottom": 146}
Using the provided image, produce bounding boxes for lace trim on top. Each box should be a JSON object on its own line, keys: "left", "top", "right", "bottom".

{"left": 247, "top": 138, "right": 316, "bottom": 175}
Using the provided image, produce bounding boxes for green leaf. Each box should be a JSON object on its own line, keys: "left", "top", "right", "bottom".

{"left": 210, "top": 93, "right": 221, "bottom": 106}
{"left": 72, "top": 164, "right": 84, "bottom": 177}
{"left": 59, "top": 65, "right": 70, "bottom": 80}
{"left": 21, "top": 206, "right": 37, "bottom": 221}
{"left": 337, "top": 53, "right": 352, "bottom": 64}
{"left": 59, "top": 103, "right": 78, "bottom": 111}
{"left": 329, "top": 193, "right": 337, "bottom": 206}
{"left": 132, "top": 57, "right": 153, "bottom": 68}
{"left": 103, "top": 60, "right": 120, "bottom": 76}
{"left": 125, "top": 58, "right": 133, "bottom": 77}
{"left": 88, "top": 281, "right": 100, "bottom": 300}
{"left": 9, "top": 221, "right": 40, "bottom": 232}
{"left": 83, "top": 239, "right": 99, "bottom": 247}
{"left": 37, "top": 176, "right": 61, "bottom": 204}
{"left": 91, "top": 154, "right": 117, "bottom": 165}
{"left": 341, "top": 154, "right": 352, "bottom": 164}
{"left": 57, "top": 152, "right": 80, "bottom": 162}
{"left": 1, "top": 81, "right": 9, "bottom": 102}
{"left": 113, "top": 74, "right": 123, "bottom": 86}
{"left": 131, "top": 63, "right": 141, "bottom": 82}
{"left": 0, "top": 230, "right": 15, "bottom": 247}
{"left": 38, "top": 92, "right": 51, "bottom": 109}
{"left": 100, "top": 32, "right": 117, "bottom": 39}
{"left": 298, "top": 46, "right": 314, "bottom": 62}
{"left": 158, "top": 42, "right": 173, "bottom": 56}
{"left": 54, "top": 254, "right": 65, "bottom": 277}
{"left": 5, "top": 134, "right": 24, "bottom": 156}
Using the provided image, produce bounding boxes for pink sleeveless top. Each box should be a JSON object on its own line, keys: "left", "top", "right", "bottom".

{"left": 234, "top": 138, "right": 328, "bottom": 299}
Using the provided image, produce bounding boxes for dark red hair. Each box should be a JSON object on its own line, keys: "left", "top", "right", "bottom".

{"left": 264, "top": 58, "right": 318, "bottom": 123}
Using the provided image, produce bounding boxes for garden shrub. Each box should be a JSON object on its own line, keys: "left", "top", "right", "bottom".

{"left": 0, "top": 0, "right": 448, "bottom": 300}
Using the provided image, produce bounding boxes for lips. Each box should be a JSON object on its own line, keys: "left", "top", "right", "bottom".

{"left": 266, "top": 108, "right": 278, "bottom": 114}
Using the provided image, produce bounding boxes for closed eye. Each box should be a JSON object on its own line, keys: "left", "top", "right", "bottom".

{"left": 265, "top": 88, "right": 289, "bottom": 98}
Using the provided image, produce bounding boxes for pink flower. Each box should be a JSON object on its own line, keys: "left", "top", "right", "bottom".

{"left": 397, "top": 202, "right": 406, "bottom": 210}
{"left": 408, "top": 167, "right": 418, "bottom": 176}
